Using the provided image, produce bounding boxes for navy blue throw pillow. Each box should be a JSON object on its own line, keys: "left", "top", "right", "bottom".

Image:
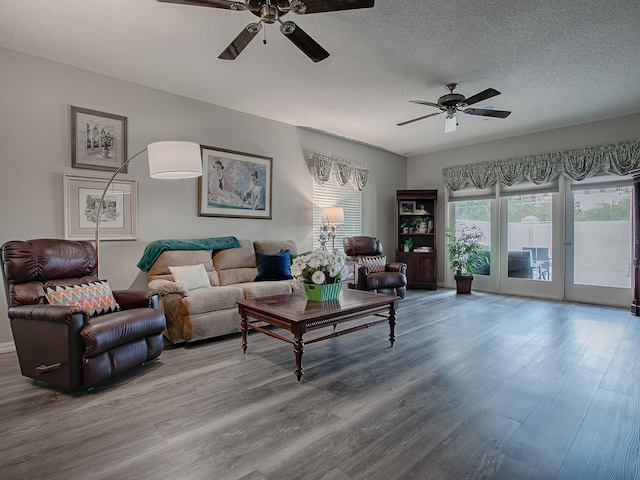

{"left": 255, "top": 249, "right": 293, "bottom": 281}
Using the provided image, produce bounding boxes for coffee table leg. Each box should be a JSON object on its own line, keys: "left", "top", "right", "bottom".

{"left": 293, "top": 335, "right": 304, "bottom": 381}
{"left": 388, "top": 305, "right": 396, "bottom": 346}
{"left": 240, "top": 313, "right": 248, "bottom": 353}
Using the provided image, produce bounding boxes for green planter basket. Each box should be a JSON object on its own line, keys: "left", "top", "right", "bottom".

{"left": 303, "top": 282, "right": 341, "bottom": 301}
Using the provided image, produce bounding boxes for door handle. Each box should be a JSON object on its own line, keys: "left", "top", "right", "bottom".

{"left": 564, "top": 241, "right": 573, "bottom": 246}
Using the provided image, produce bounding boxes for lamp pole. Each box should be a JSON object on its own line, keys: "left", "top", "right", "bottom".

{"left": 93, "top": 141, "right": 203, "bottom": 276}
{"left": 94, "top": 148, "right": 148, "bottom": 276}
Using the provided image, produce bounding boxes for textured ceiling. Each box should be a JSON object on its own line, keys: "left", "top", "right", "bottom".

{"left": 1, "top": 0, "right": 640, "bottom": 157}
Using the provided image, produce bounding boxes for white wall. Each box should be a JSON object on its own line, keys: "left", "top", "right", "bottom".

{"left": 0, "top": 47, "right": 407, "bottom": 344}
{"left": 407, "top": 113, "right": 640, "bottom": 285}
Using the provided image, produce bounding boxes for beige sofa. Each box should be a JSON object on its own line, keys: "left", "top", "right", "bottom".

{"left": 146, "top": 239, "right": 299, "bottom": 344}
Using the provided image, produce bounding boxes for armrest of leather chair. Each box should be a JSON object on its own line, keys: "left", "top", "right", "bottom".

{"left": 112, "top": 290, "right": 160, "bottom": 310}
{"left": 386, "top": 262, "right": 407, "bottom": 275}
{"left": 356, "top": 265, "right": 371, "bottom": 290}
{"left": 8, "top": 304, "right": 87, "bottom": 324}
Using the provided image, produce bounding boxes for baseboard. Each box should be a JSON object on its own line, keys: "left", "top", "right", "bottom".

{"left": 0, "top": 341, "right": 16, "bottom": 354}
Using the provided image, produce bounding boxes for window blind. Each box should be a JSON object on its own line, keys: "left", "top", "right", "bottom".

{"left": 312, "top": 181, "right": 362, "bottom": 252}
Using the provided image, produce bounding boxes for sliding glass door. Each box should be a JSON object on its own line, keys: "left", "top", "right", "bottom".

{"left": 564, "top": 184, "right": 632, "bottom": 307}
{"left": 499, "top": 191, "right": 563, "bottom": 299}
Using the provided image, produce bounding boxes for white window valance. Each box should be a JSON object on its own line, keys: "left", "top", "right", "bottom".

{"left": 310, "top": 152, "right": 370, "bottom": 191}
{"left": 442, "top": 139, "right": 640, "bottom": 191}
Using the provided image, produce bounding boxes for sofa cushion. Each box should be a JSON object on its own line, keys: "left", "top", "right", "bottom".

{"left": 181, "top": 286, "right": 246, "bottom": 316}
{"left": 45, "top": 280, "right": 120, "bottom": 317}
{"left": 255, "top": 250, "right": 293, "bottom": 281}
{"left": 241, "top": 281, "right": 294, "bottom": 299}
{"left": 213, "top": 239, "right": 257, "bottom": 270}
{"left": 169, "top": 264, "right": 217, "bottom": 290}
{"left": 254, "top": 239, "right": 299, "bottom": 255}
{"left": 148, "top": 250, "right": 215, "bottom": 278}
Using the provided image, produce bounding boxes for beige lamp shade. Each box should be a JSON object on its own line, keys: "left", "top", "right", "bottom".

{"left": 147, "top": 141, "right": 202, "bottom": 179}
{"left": 323, "top": 206, "right": 345, "bottom": 225}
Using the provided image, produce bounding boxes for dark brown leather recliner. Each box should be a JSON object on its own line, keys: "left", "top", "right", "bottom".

{"left": 1, "top": 239, "right": 166, "bottom": 391}
{"left": 343, "top": 236, "right": 407, "bottom": 299}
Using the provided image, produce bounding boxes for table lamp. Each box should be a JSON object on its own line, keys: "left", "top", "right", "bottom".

{"left": 322, "top": 206, "right": 345, "bottom": 253}
{"left": 95, "top": 140, "right": 202, "bottom": 274}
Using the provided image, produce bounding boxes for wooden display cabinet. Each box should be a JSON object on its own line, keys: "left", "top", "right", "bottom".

{"left": 396, "top": 189, "right": 437, "bottom": 290}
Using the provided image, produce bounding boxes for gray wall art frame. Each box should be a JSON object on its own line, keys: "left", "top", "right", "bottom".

{"left": 71, "top": 106, "right": 128, "bottom": 172}
{"left": 63, "top": 175, "right": 137, "bottom": 241}
{"left": 198, "top": 145, "right": 273, "bottom": 219}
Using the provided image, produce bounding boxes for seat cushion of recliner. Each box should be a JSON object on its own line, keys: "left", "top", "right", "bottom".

{"left": 81, "top": 308, "right": 166, "bottom": 357}
{"left": 365, "top": 272, "right": 407, "bottom": 291}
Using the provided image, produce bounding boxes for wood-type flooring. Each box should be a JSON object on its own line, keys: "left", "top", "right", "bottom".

{"left": 1, "top": 289, "right": 639, "bottom": 480}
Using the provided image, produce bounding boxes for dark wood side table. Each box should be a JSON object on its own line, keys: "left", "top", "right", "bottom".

{"left": 237, "top": 289, "right": 399, "bottom": 381}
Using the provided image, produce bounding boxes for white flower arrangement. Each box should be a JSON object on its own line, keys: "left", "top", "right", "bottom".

{"left": 290, "top": 250, "right": 348, "bottom": 286}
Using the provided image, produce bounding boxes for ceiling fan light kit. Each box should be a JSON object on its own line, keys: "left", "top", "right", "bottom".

{"left": 398, "top": 83, "right": 512, "bottom": 133}
{"left": 157, "top": 0, "right": 375, "bottom": 62}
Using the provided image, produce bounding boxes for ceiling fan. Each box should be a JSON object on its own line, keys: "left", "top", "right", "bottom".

{"left": 157, "top": 0, "right": 375, "bottom": 62}
{"left": 397, "top": 83, "right": 512, "bottom": 133}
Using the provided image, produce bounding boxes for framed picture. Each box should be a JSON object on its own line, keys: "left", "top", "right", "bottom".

{"left": 399, "top": 201, "right": 416, "bottom": 215}
{"left": 71, "top": 106, "right": 128, "bottom": 172}
{"left": 198, "top": 145, "right": 272, "bottom": 219}
{"left": 63, "top": 175, "right": 137, "bottom": 240}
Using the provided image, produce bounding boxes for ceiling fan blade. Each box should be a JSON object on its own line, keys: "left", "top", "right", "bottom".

{"left": 292, "top": 0, "right": 375, "bottom": 14}
{"left": 463, "top": 108, "right": 511, "bottom": 118}
{"left": 444, "top": 112, "right": 457, "bottom": 133}
{"left": 409, "top": 100, "right": 441, "bottom": 109}
{"left": 157, "top": 0, "right": 247, "bottom": 9}
{"left": 464, "top": 88, "right": 501, "bottom": 106}
{"left": 280, "top": 21, "right": 329, "bottom": 62}
{"left": 218, "top": 24, "right": 261, "bottom": 60}
{"left": 397, "top": 111, "right": 443, "bottom": 126}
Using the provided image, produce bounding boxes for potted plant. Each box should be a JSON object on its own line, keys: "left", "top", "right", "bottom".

{"left": 400, "top": 218, "right": 410, "bottom": 233}
{"left": 444, "top": 223, "right": 487, "bottom": 294}
{"left": 290, "top": 250, "right": 348, "bottom": 301}
{"left": 403, "top": 238, "right": 413, "bottom": 252}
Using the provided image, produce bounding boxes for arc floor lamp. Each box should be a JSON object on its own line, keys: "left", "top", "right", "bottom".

{"left": 95, "top": 141, "right": 202, "bottom": 274}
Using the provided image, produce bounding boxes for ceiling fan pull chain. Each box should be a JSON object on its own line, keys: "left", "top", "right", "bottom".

{"left": 263, "top": 25, "right": 267, "bottom": 44}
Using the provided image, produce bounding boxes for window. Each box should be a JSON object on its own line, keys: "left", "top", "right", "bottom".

{"left": 451, "top": 199, "right": 492, "bottom": 275}
{"left": 312, "top": 181, "right": 362, "bottom": 252}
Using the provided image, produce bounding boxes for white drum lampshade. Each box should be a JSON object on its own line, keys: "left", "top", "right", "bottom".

{"left": 147, "top": 141, "right": 202, "bottom": 179}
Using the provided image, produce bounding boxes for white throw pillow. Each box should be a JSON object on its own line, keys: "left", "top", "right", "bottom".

{"left": 168, "top": 264, "right": 211, "bottom": 291}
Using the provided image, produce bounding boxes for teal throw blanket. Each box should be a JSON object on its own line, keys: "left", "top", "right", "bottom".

{"left": 137, "top": 236, "right": 240, "bottom": 271}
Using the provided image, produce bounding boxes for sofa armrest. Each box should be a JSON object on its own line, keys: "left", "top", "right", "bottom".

{"left": 8, "top": 304, "right": 87, "bottom": 325}
{"left": 147, "top": 279, "right": 189, "bottom": 297}
{"left": 112, "top": 290, "right": 161, "bottom": 310}
{"left": 386, "top": 262, "right": 407, "bottom": 275}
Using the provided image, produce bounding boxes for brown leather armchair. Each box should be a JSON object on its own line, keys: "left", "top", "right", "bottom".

{"left": 1, "top": 239, "right": 166, "bottom": 391}
{"left": 343, "top": 236, "right": 407, "bottom": 298}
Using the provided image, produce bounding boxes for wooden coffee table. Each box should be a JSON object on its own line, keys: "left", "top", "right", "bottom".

{"left": 237, "top": 289, "right": 400, "bottom": 381}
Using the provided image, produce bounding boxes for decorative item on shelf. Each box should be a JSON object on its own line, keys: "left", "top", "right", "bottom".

{"left": 414, "top": 246, "right": 433, "bottom": 253}
{"left": 413, "top": 217, "right": 429, "bottom": 233}
{"left": 291, "top": 250, "right": 348, "bottom": 301}
{"left": 399, "top": 200, "right": 416, "bottom": 215}
{"left": 444, "top": 223, "right": 488, "bottom": 294}
{"left": 400, "top": 218, "right": 410, "bottom": 234}
{"left": 94, "top": 141, "right": 202, "bottom": 275}
{"left": 322, "top": 206, "right": 345, "bottom": 253}
{"left": 403, "top": 238, "right": 414, "bottom": 252}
